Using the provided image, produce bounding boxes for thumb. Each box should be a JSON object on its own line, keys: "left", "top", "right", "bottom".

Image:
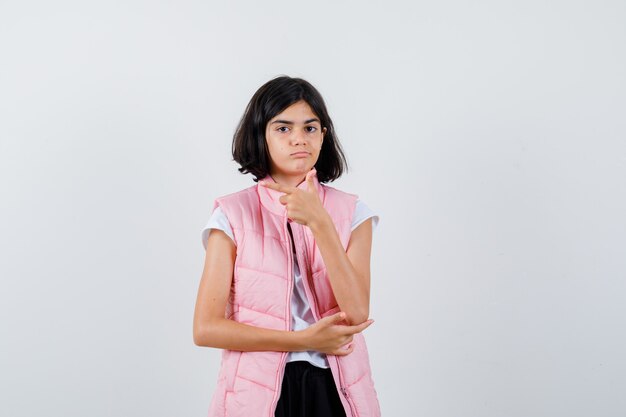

{"left": 306, "top": 168, "right": 316, "bottom": 190}
{"left": 326, "top": 311, "right": 346, "bottom": 324}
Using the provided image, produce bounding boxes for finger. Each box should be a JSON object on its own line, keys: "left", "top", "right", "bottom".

{"left": 333, "top": 344, "right": 354, "bottom": 356}
{"left": 259, "top": 181, "right": 296, "bottom": 194}
{"left": 325, "top": 311, "right": 346, "bottom": 325}
{"left": 306, "top": 168, "right": 316, "bottom": 190}
{"left": 349, "top": 319, "right": 374, "bottom": 334}
{"left": 279, "top": 195, "right": 289, "bottom": 205}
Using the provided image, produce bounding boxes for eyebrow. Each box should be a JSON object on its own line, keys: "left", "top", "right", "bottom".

{"left": 270, "top": 118, "right": 320, "bottom": 125}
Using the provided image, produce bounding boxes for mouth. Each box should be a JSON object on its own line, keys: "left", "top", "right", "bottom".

{"left": 290, "top": 151, "right": 311, "bottom": 157}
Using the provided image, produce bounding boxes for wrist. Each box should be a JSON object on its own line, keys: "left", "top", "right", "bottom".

{"left": 291, "top": 328, "right": 311, "bottom": 352}
{"left": 308, "top": 211, "right": 333, "bottom": 234}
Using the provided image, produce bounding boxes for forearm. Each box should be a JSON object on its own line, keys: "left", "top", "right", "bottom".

{"left": 194, "top": 317, "right": 306, "bottom": 352}
{"left": 309, "top": 215, "right": 370, "bottom": 325}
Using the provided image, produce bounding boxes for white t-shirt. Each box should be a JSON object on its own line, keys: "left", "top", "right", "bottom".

{"left": 201, "top": 199, "right": 379, "bottom": 368}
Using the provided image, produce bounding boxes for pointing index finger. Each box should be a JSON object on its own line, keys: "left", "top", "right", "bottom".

{"left": 259, "top": 181, "right": 296, "bottom": 194}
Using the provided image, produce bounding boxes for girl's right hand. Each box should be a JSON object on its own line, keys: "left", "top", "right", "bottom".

{"left": 300, "top": 312, "right": 374, "bottom": 356}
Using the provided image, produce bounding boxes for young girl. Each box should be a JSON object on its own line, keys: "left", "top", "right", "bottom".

{"left": 194, "top": 76, "right": 381, "bottom": 417}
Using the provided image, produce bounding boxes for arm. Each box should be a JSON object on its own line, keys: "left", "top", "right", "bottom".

{"left": 308, "top": 216, "right": 374, "bottom": 326}
{"left": 192, "top": 228, "right": 372, "bottom": 353}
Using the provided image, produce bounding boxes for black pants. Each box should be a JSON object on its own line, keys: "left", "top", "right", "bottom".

{"left": 275, "top": 361, "right": 347, "bottom": 417}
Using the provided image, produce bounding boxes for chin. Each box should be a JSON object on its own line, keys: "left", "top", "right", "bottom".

{"left": 287, "top": 164, "right": 312, "bottom": 173}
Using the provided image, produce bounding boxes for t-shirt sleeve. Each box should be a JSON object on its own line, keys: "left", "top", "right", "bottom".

{"left": 201, "top": 206, "right": 235, "bottom": 251}
{"left": 351, "top": 199, "right": 380, "bottom": 233}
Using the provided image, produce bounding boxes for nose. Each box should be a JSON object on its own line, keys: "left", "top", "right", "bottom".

{"left": 291, "top": 128, "right": 307, "bottom": 145}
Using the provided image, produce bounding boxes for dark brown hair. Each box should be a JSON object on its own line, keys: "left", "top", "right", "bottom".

{"left": 232, "top": 75, "right": 348, "bottom": 183}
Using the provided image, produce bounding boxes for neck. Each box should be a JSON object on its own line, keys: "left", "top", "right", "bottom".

{"left": 268, "top": 172, "right": 306, "bottom": 188}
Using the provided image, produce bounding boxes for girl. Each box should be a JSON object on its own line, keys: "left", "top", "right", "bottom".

{"left": 193, "top": 76, "right": 382, "bottom": 417}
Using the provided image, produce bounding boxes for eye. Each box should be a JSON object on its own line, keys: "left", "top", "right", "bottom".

{"left": 305, "top": 126, "right": 318, "bottom": 133}
{"left": 277, "top": 126, "right": 289, "bottom": 132}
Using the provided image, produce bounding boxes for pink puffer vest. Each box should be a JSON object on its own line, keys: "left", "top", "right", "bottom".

{"left": 207, "top": 172, "right": 381, "bottom": 417}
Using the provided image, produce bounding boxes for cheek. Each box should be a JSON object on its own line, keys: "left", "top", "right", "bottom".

{"left": 312, "top": 144, "right": 322, "bottom": 159}
{"left": 266, "top": 139, "right": 285, "bottom": 161}
{"left": 272, "top": 145, "right": 286, "bottom": 157}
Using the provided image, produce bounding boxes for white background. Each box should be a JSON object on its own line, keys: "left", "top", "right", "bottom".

{"left": 1, "top": 1, "right": 625, "bottom": 416}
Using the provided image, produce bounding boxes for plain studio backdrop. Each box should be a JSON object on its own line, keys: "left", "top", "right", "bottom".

{"left": 1, "top": 1, "right": 625, "bottom": 416}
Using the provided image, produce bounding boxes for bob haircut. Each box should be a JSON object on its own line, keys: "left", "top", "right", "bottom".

{"left": 232, "top": 75, "right": 348, "bottom": 183}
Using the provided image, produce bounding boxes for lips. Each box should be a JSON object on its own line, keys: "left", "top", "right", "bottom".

{"left": 290, "top": 151, "right": 310, "bottom": 157}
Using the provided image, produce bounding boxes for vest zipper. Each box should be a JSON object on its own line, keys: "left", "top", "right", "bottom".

{"left": 334, "top": 355, "right": 358, "bottom": 417}
{"left": 269, "top": 218, "right": 294, "bottom": 416}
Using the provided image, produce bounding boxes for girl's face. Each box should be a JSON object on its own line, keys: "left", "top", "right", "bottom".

{"left": 265, "top": 100, "right": 326, "bottom": 185}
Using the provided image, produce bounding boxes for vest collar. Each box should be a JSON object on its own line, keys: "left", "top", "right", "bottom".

{"left": 257, "top": 171, "right": 325, "bottom": 217}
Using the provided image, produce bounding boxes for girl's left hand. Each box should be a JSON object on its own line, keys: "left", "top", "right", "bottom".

{"left": 260, "top": 168, "right": 329, "bottom": 228}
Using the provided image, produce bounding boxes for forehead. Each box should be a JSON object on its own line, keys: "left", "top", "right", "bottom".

{"left": 269, "top": 100, "right": 320, "bottom": 123}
